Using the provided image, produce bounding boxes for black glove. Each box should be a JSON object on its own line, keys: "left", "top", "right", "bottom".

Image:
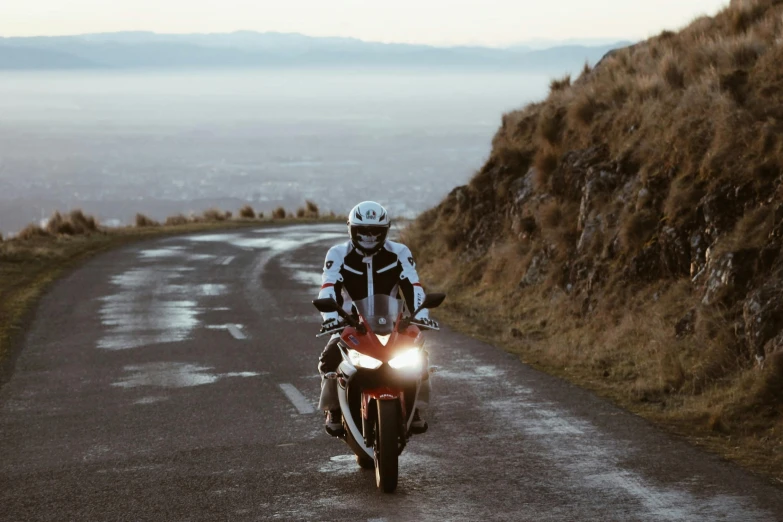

{"left": 412, "top": 317, "right": 439, "bottom": 329}
{"left": 320, "top": 318, "right": 344, "bottom": 334}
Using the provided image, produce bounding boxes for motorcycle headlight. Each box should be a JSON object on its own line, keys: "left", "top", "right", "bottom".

{"left": 388, "top": 348, "right": 422, "bottom": 370}
{"left": 348, "top": 349, "right": 382, "bottom": 369}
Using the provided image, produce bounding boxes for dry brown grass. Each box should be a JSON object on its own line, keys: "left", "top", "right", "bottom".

{"left": 297, "top": 200, "right": 320, "bottom": 219}
{"left": 202, "top": 208, "right": 227, "bottom": 222}
{"left": 660, "top": 52, "right": 685, "bottom": 89}
{"left": 135, "top": 213, "right": 160, "bottom": 227}
{"left": 549, "top": 74, "right": 571, "bottom": 94}
{"left": 16, "top": 225, "right": 49, "bottom": 241}
{"left": 238, "top": 205, "right": 256, "bottom": 219}
{"left": 533, "top": 149, "right": 559, "bottom": 189}
{"left": 568, "top": 90, "right": 600, "bottom": 127}
{"left": 620, "top": 210, "right": 658, "bottom": 252}
{"left": 164, "top": 214, "right": 189, "bottom": 226}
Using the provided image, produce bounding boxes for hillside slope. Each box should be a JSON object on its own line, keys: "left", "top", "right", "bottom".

{"left": 406, "top": 0, "right": 783, "bottom": 478}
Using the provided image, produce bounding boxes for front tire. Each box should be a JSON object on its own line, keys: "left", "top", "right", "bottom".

{"left": 374, "top": 400, "right": 399, "bottom": 493}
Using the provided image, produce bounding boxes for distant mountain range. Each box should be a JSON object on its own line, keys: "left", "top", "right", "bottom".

{"left": 0, "top": 32, "right": 632, "bottom": 71}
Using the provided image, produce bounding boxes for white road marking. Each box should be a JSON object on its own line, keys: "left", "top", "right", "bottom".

{"left": 227, "top": 325, "right": 247, "bottom": 340}
{"left": 279, "top": 383, "right": 315, "bottom": 414}
{"left": 221, "top": 256, "right": 236, "bottom": 266}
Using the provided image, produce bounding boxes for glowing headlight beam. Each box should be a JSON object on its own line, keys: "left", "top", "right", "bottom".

{"left": 348, "top": 349, "right": 382, "bottom": 369}
{"left": 388, "top": 348, "right": 422, "bottom": 370}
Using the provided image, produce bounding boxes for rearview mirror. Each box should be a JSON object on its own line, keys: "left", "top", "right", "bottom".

{"left": 313, "top": 298, "right": 340, "bottom": 314}
{"left": 421, "top": 293, "right": 446, "bottom": 310}
{"left": 412, "top": 292, "right": 446, "bottom": 318}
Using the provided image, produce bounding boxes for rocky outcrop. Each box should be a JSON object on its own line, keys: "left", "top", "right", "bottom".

{"left": 743, "top": 279, "right": 783, "bottom": 361}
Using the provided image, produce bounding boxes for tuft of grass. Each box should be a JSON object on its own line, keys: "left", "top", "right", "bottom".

{"left": 539, "top": 199, "right": 563, "bottom": 229}
{"left": 17, "top": 225, "right": 49, "bottom": 240}
{"left": 537, "top": 106, "right": 566, "bottom": 146}
{"left": 306, "top": 200, "right": 320, "bottom": 218}
{"left": 660, "top": 52, "right": 686, "bottom": 89}
{"left": 239, "top": 205, "right": 256, "bottom": 219}
{"left": 297, "top": 200, "right": 320, "bottom": 219}
{"left": 69, "top": 209, "right": 98, "bottom": 234}
{"left": 620, "top": 210, "right": 658, "bottom": 252}
{"left": 135, "top": 213, "right": 160, "bottom": 228}
{"left": 549, "top": 74, "right": 571, "bottom": 94}
{"left": 568, "top": 90, "right": 599, "bottom": 127}
{"left": 202, "top": 208, "right": 227, "bottom": 222}
{"left": 533, "top": 148, "right": 559, "bottom": 189}
{"left": 164, "top": 214, "right": 190, "bottom": 226}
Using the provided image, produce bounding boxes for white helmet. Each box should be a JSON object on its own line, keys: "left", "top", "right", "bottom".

{"left": 348, "top": 201, "right": 390, "bottom": 255}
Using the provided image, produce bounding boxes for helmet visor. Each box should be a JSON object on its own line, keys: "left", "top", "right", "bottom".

{"left": 352, "top": 226, "right": 387, "bottom": 252}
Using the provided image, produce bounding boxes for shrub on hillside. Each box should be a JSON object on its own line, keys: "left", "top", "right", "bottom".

{"left": 549, "top": 74, "right": 571, "bottom": 94}
{"left": 69, "top": 209, "right": 98, "bottom": 234}
{"left": 165, "top": 214, "right": 190, "bottom": 226}
{"left": 306, "top": 200, "right": 320, "bottom": 217}
{"left": 296, "top": 200, "right": 320, "bottom": 219}
{"left": 202, "top": 208, "right": 227, "bottom": 222}
{"left": 272, "top": 207, "right": 287, "bottom": 219}
{"left": 43, "top": 209, "right": 99, "bottom": 236}
{"left": 533, "top": 149, "right": 559, "bottom": 190}
{"left": 17, "top": 224, "right": 49, "bottom": 240}
{"left": 239, "top": 205, "right": 256, "bottom": 219}
{"left": 135, "top": 214, "right": 160, "bottom": 227}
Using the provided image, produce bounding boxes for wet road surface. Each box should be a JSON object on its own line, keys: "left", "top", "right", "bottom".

{"left": 2, "top": 224, "right": 782, "bottom": 521}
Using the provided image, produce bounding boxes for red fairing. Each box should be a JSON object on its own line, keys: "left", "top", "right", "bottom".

{"left": 362, "top": 388, "right": 406, "bottom": 420}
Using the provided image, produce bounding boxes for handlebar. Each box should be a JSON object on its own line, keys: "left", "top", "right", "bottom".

{"left": 316, "top": 317, "right": 438, "bottom": 337}
{"left": 316, "top": 325, "right": 347, "bottom": 338}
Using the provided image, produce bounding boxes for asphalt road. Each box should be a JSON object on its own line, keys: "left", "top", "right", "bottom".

{"left": 2, "top": 224, "right": 782, "bottom": 521}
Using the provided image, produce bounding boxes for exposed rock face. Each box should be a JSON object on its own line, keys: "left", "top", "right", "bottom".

{"left": 700, "top": 250, "right": 759, "bottom": 306}
{"left": 660, "top": 226, "right": 690, "bottom": 277}
{"left": 743, "top": 280, "right": 783, "bottom": 360}
{"left": 520, "top": 252, "right": 548, "bottom": 287}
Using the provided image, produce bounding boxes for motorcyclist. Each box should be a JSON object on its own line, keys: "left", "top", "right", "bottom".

{"left": 317, "top": 201, "right": 437, "bottom": 436}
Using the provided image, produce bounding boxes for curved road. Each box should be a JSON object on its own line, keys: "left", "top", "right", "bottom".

{"left": 1, "top": 224, "right": 782, "bottom": 521}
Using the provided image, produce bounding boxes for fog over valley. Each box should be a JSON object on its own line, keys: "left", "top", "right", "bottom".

{"left": 0, "top": 31, "right": 628, "bottom": 234}
{"left": 0, "top": 67, "right": 555, "bottom": 234}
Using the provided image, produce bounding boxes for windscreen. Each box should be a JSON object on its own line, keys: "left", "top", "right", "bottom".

{"left": 352, "top": 295, "right": 403, "bottom": 335}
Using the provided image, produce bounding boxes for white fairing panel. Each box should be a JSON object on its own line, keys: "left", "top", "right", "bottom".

{"left": 337, "top": 361, "right": 373, "bottom": 459}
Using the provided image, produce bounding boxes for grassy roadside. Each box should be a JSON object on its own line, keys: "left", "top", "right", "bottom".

{"left": 427, "top": 291, "right": 783, "bottom": 486}
{"left": 0, "top": 217, "right": 338, "bottom": 373}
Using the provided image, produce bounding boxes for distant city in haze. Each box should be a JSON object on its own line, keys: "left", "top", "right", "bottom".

{"left": 0, "top": 31, "right": 630, "bottom": 234}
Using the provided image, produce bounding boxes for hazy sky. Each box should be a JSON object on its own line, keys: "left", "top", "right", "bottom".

{"left": 1, "top": 0, "right": 729, "bottom": 46}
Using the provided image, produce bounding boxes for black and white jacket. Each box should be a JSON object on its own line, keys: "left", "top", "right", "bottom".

{"left": 318, "top": 240, "right": 427, "bottom": 322}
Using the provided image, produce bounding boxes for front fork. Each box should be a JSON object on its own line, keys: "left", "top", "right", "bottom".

{"left": 361, "top": 389, "right": 406, "bottom": 452}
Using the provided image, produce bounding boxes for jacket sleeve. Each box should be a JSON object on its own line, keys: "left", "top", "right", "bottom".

{"left": 318, "top": 245, "right": 344, "bottom": 322}
{"left": 397, "top": 245, "right": 429, "bottom": 319}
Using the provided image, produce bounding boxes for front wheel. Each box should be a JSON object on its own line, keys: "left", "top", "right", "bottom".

{"left": 374, "top": 400, "right": 399, "bottom": 493}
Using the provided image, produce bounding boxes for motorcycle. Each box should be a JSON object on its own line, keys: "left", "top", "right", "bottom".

{"left": 313, "top": 292, "right": 445, "bottom": 493}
